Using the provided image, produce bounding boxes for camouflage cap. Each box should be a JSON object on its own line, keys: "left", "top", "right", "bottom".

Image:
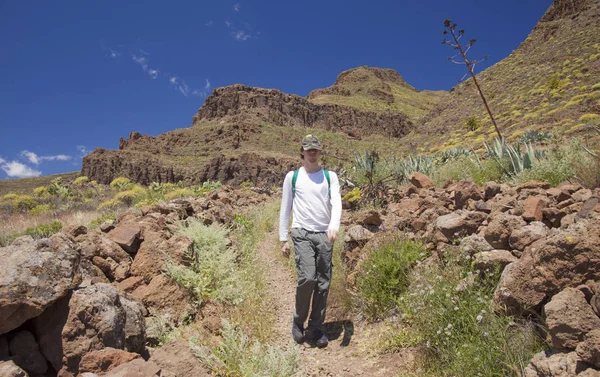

{"left": 301, "top": 134, "right": 322, "bottom": 150}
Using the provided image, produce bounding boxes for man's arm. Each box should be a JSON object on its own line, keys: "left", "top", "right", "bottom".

{"left": 279, "top": 172, "right": 293, "bottom": 257}
{"left": 327, "top": 172, "right": 342, "bottom": 242}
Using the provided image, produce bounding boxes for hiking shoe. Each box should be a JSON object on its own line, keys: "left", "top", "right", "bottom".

{"left": 313, "top": 329, "right": 328, "bottom": 348}
{"left": 292, "top": 322, "right": 305, "bottom": 344}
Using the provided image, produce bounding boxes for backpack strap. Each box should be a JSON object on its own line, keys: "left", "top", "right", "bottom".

{"left": 323, "top": 169, "right": 331, "bottom": 198}
{"left": 292, "top": 169, "right": 299, "bottom": 198}
{"left": 291, "top": 168, "right": 331, "bottom": 198}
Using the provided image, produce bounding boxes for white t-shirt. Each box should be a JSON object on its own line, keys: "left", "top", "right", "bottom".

{"left": 279, "top": 167, "right": 342, "bottom": 242}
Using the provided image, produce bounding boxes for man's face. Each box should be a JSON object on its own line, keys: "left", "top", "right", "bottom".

{"left": 302, "top": 148, "right": 321, "bottom": 163}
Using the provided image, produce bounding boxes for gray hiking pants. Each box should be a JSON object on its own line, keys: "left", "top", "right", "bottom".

{"left": 291, "top": 228, "right": 333, "bottom": 328}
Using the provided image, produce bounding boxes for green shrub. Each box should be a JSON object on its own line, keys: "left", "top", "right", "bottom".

{"left": 547, "top": 76, "right": 562, "bottom": 90}
{"left": 580, "top": 113, "right": 600, "bottom": 124}
{"left": 342, "top": 187, "right": 361, "bottom": 204}
{"left": 356, "top": 238, "right": 427, "bottom": 320}
{"left": 73, "top": 176, "right": 89, "bottom": 186}
{"left": 240, "top": 180, "right": 254, "bottom": 192}
{"left": 464, "top": 117, "right": 481, "bottom": 132}
{"left": 164, "top": 188, "right": 195, "bottom": 201}
{"left": 24, "top": 221, "right": 63, "bottom": 239}
{"left": 28, "top": 203, "right": 56, "bottom": 215}
{"left": 12, "top": 194, "right": 37, "bottom": 211}
{"left": 166, "top": 221, "right": 240, "bottom": 304}
{"left": 113, "top": 186, "right": 146, "bottom": 205}
{"left": 97, "top": 198, "right": 122, "bottom": 211}
{"left": 109, "top": 177, "right": 134, "bottom": 191}
{"left": 397, "top": 258, "right": 545, "bottom": 376}
{"left": 192, "top": 320, "right": 298, "bottom": 377}
{"left": 192, "top": 180, "right": 222, "bottom": 196}
{"left": 33, "top": 186, "right": 48, "bottom": 196}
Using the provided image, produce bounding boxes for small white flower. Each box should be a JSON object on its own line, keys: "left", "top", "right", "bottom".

{"left": 454, "top": 306, "right": 459, "bottom": 311}
{"left": 481, "top": 309, "right": 487, "bottom": 314}
{"left": 446, "top": 323, "right": 453, "bottom": 329}
{"left": 483, "top": 332, "right": 489, "bottom": 337}
{"left": 476, "top": 315, "right": 483, "bottom": 322}
{"left": 429, "top": 289, "right": 435, "bottom": 294}
{"left": 437, "top": 330, "right": 442, "bottom": 334}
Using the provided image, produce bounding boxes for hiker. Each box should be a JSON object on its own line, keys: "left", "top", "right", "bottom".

{"left": 279, "top": 134, "right": 342, "bottom": 348}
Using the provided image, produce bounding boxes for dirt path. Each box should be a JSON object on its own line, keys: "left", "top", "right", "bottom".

{"left": 256, "top": 220, "right": 416, "bottom": 377}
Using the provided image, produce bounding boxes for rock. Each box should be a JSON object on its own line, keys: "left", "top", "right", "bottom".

{"left": 494, "top": 221, "right": 600, "bottom": 315}
{"left": 108, "top": 224, "right": 142, "bottom": 254}
{"left": 8, "top": 331, "right": 47, "bottom": 375}
{"left": 482, "top": 212, "right": 526, "bottom": 249}
{"left": 130, "top": 232, "right": 192, "bottom": 284}
{"left": 578, "top": 197, "right": 600, "bottom": 219}
{"left": 78, "top": 233, "right": 132, "bottom": 283}
{"left": 131, "top": 275, "right": 194, "bottom": 319}
{"left": 523, "top": 350, "right": 585, "bottom": 377}
{"left": 557, "top": 182, "right": 583, "bottom": 194}
{"left": 0, "top": 336, "right": 8, "bottom": 360}
{"left": 473, "top": 250, "right": 517, "bottom": 273}
{"left": 435, "top": 210, "right": 487, "bottom": 241}
{"left": 453, "top": 180, "right": 482, "bottom": 210}
{"left": 101, "top": 358, "right": 172, "bottom": 377}
{"left": 543, "top": 207, "right": 567, "bottom": 228}
{"left": 473, "top": 201, "right": 492, "bottom": 213}
{"left": 150, "top": 339, "right": 211, "bottom": 376}
{"left": 101, "top": 221, "right": 116, "bottom": 233}
{"left": 545, "top": 287, "right": 600, "bottom": 350}
{"left": 59, "top": 283, "right": 146, "bottom": 376}
{"left": 523, "top": 196, "right": 545, "bottom": 221}
{"left": 120, "top": 296, "right": 146, "bottom": 354}
{"left": 344, "top": 225, "right": 375, "bottom": 244}
{"left": 0, "top": 233, "right": 80, "bottom": 335}
{"left": 78, "top": 348, "right": 141, "bottom": 375}
{"left": 116, "top": 276, "right": 146, "bottom": 294}
{"left": 509, "top": 221, "right": 549, "bottom": 251}
{"left": 459, "top": 234, "right": 493, "bottom": 255}
{"left": 65, "top": 224, "right": 88, "bottom": 238}
{"left": 484, "top": 181, "right": 501, "bottom": 200}
{"left": 0, "top": 361, "right": 28, "bottom": 377}
{"left": 408, "top": 172, "right": 433, "bottom": 189}
{"left": 354, "top": 210, "right": 383, "bottom": 226}
{"left": 592, "top": 294, "right": 600, "bottom": 317}
{"left": 518, "top": 180, "right": 550, "bottom": 192}
{"left": 577, "top": 329, "right": 600, "bottom": 369}
{"left": 573, "top": 189, "right": 593, "bottom": 203}
{"left": 547, "top": 188, "right": 572, "bottom": 203}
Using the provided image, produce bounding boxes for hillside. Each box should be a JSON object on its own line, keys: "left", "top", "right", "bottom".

{"left": 307, "top": 65, "right": 448, "bottom": 123}
{"left": 410, "top": 0, "right": 600, "bottom": 152}
{"left": 0, "top": 172, "right": 79, "bottom": 196}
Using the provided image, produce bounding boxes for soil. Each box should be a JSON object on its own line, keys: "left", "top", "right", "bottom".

{"left": 255, "top": 219, "right": 419, "bottom": 377}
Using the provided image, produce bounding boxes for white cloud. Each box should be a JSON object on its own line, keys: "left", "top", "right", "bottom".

{"left": 234, "top": 30, "right": 251, "bottom": 41}
{"left": 0, "top": 160, "right": 42, "bottom": 178}
{"left": 192, "top": 79, "right": 212, "bottom": 97}
{"left": 77, "top": 145, "right": 89, "bottom": 155}
{"left": 132, "top": 54, "right": 159, "bottom": 79}
{"left": 225, "top": 20, "right": 232, "bottom": 28}
{"left": 169, "top": 75, "right": 190, "bottom": 97}
{"left": 20, "top": 150, "right": 72, "bottom": 165}
{"left": 109, "top": 48, "right": 120, "bottom": 58}
{"left": 205, "top": 20, "right": 214, "bottom": 27}
{"left": 233, "top": 3, "right": 240, "bottom": 11}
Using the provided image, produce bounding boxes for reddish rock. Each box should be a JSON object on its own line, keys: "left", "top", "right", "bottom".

{"left": 108, "top": 224, "right": 142, "bottom": 253}
{"left": 573, "top": 189, "right": 593, "bottom": 203}
{"left": 116, "top": 276, "right": 146, "bottom": 294}
{"left": 517, "top": 180, "right": 550, "bottom": 192}
{"left": 523, "top": 196, "right": 545, "bottom": 221}
{"left": 131, "top": 275, "right": 194, "bottom": 319}
{"left": 459, "top": 234, "right": 493, "bottom": 255}
{"left": 577, "top": 329, "right": 600, "bottom": 369}
{"left": 344, "top": 225, "right": 375, "bottom": 244}
{"left": 100, "top": 358, "right": 172, "bottom": 377}
{"left": 78, "top": 348, "right": 140, "bottom": 374}
{"left": 557, "top": 182, "right": 583, "bottom": 194}
{"left": 524, "top": 351, "right": 583, "bottom": 377}
{"left": 453, "top": 180, "right": 483, "bottom": 210}
{"left": 65, "top": 224, "right": 88, "bottom": 238}
{"left": 408, "top": 172, "right": 433, "bottom": 189}
{"left": 494, "top": 221, "right": 600, "bottom": 315}
{"left": 544, "top": 287, "right": 600, "bottom": 350}
{"left": 0, "top": 233, "right": 80, "bottom": 335}
{"left": 435, "top": 210, "right": 487, "bottom": 241}
{"left": 150, "top": 339, "right": 211, "bottom": 377}
{"left": 130, "top": 232, "right": 192, "bottom": 284}
{"left": 483, "top": 181, "right": 501, "bottom": 200}
{"left": 578, "top": 197, "right": 600, "bottom": 219}
{"left": 509, "top": 221, "right": 549, "bottom": 251}
{"left": 354, "top": 210, "right": 383, "bottom": 226}
{"left": 100, "top": 221, "right": 115, "bottom": 233}
{"left": 482, "top": 212, "right": 526, "bottom": 249}
{"left": 542, "top": 207, "right": 567, "bottom": 228}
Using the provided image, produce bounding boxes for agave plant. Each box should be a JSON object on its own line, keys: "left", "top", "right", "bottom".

{"left": 485, "top": 137, "right": 545, "bottom": 174}
{"left": 518, "top": 130, "right": 550, "bottom": 145}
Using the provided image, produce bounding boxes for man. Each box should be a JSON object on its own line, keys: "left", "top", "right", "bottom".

{"left": 279, "top": 134, "right": 342, "bottom": 348}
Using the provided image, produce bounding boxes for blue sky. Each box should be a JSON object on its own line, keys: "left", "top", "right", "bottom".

{"left": 0, "top": 0, "right": 551, "bottom": 179}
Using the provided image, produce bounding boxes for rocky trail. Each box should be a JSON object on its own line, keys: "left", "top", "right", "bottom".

{"left": 256, "top": 219, "right": 414, "bottom": 377}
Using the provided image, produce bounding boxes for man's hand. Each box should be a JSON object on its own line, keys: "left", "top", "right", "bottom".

{"left": 281, "top": 242, "right": 291, "bottom": 258}
{"left": 327, "top": 229, "right": 338, "bottom": 243}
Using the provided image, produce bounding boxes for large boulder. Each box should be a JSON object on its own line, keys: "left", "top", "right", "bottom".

{"left": 523, "top": 350, "right": 590, "bottom": 377}
{"left": 544, "top": 288, "right": 600, "bottom": 350}
{"left": 509, "top": 221, "right": 549, "bottom": 251}
{"left": 37, "top": 283, "right": 147, "bottom": 376}
{"left": 107, "top": 223, "right": 142, "bottom": 254}
{"left": 494, "top": 221, "right": 600, "bottom": 315}
{"left": 0, "top": 234, "right": 80, "bottom": 335}
{"left": 577, "top": 329, "right": 600, "bottom": 369}
{"left": 131, "top": 275, "right": 195, "bottom": 319}
{"left": 482, "top": 212, "right": 526, "bottom": 249}
{"left": 130, "top": 232, "right": 192, "bottom": 284}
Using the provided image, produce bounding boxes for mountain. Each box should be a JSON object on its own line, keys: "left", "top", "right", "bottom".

{"left": 409, "top": 0, "right": 600, "bottom": 152}
{"left": 82, "top": 73, "right": 435, "bottom": 187}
